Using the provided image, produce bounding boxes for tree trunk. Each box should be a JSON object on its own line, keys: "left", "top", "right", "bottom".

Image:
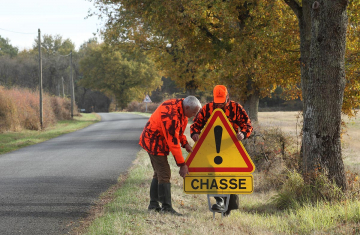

{"left": 286, "top": 0, "right": 348, "bottom": 190}
{"left": 297, "top": 0, "right": 314, "bottom": 174}
{"left": 303, "top": 0, "right": 348, "bottom": 190}
{"left": 242, "top": 75, "right": 259, "bottom": 122}
{"left": 243, "top": 91, "right": 259, "bottom": 122}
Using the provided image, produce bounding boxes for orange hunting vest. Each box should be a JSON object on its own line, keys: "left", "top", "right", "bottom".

{"left": 190, "top": 100, "right": 253, "bottom": 139}
{"left": 139, "top": 99, "right": 188, "bottom": 166}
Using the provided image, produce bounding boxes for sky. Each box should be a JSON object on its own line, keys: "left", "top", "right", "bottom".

{"left": 0, "top": 0, "right": 104, "bottom": 51}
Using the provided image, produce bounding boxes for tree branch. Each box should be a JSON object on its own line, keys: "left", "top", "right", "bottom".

{"left": 283, "top": 0, "right": 302, "bottom": 19}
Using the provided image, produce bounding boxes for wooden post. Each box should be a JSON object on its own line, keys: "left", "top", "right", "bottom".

{"left": 38, "top": 29, "right": 43, "bottom": 129}
{"left": 61, "top": 76, "right": 65, "bottom": 98}
{"left": 70, "top": 51, "right": 74, "bottom": 118}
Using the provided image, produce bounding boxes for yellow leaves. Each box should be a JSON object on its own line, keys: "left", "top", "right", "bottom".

{"left": 95, "top": 0, "right": 302, "bottom": 101}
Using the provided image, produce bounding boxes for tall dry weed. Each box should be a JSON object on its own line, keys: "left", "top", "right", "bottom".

{"left": 51, "top": 96, "right": 71, "bottom": 120}
{"left": 0, "top": 87, "right": 21, "bottom": 131}
{"left": 126, "top": 101, "right": 159, "bottom": 113}
{"left": 243, "top": 123, "right": 300, "bottom": 192}
{"left": 271, "top": 170, "right": 345, "bottom": 210}
{"left": 0, "top": 87, "right": 73, "bottom": 132}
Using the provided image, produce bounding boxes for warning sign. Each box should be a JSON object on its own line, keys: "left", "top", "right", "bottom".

{"left": 185, "top": 109, "right": 255, "bottom": 173}
{"left": 143, "top": 95, "right": 152, "bottom": 103}
{"left": 184, "top": 175, "right": 253, "bottom": 194}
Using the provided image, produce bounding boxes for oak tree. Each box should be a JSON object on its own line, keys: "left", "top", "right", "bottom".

{"left": 79, "top": 42, "right": 162, "bottom": 109}
{"left": 90, "top": 0, "right": 301, "bottom": 121}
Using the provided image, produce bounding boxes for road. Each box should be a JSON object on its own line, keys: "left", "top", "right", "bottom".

{"left": 0, "top": 113, "right": 149, "bottom": 235}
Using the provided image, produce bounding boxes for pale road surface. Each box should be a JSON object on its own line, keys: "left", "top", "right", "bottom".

{"left": 0, "top": 113, "right": 149, "bottom": 235}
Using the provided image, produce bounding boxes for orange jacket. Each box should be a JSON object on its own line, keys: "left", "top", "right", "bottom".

{"left": 139, "top": 99, "right": 188, "bottom": 166}
{"left": 190, "top": 101, "right": 253, "bottom": 138}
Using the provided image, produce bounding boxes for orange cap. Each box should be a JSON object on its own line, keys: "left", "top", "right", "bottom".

{"left": 213, "top": 85, "right": 228, "bottom": 103}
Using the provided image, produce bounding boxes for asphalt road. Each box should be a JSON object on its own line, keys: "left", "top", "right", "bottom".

{"left": 0, "top": 113, "right": 149, "bottom": 235}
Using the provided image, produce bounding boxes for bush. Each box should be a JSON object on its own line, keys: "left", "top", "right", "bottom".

{"left": 243, "top": 124, "right": 300, "bottom": 171}
{"left": 271, "top": 170, "right": 345, "bottom": 210}
{"left": 126, "top": 101, "right": 160, "bottom": 113}
{"left": 346, "top": 170, "right": 360, "bottom": 199}
{"left": 242, "top": 124, "right": 300, "bottom": 192}
{"left": 243, "top": 124, "right": 359, "bottom": 206}
{"left": 0, "top": 87, "right": 75, "bottom": 132}
{"left": 51, "top": 96, "right": 71, "bottom": 120}
{"left": 0, "top": 87, "right": 20, "bottom": 131}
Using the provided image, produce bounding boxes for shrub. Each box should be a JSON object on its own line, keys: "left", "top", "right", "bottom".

{"left": 51, "top": 96, "right": 71, "bottom": 120}
{"left": 0, "top": 87, "right": 74, "bottom": 132}
{"left": 0, "top": 87, "right": 20, "bottom": 131}
{"left": 242, "top": 124, "right": 300, "bottom": 192}
{"left": 346, "top": 170, "right": 360, "bottom": 199}
{"left": 243, "top": 124, "right": 358, "bottom": 206}
{"left": 126, "top": 101, "right": 160, "bottom": 113}
{"left": 244, "top": 124, "right": 300, "bottom": 170}
{"left": 271, "top": 170, "right": 345, "bottom": 210}
{"left": 126, "top": 101, "right": 141, "bottom": 112}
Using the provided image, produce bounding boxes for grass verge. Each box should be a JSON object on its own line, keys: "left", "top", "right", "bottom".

{"left": 76, "top": 126, "right": 360, "bottom": 235}
{"left": 0, "top": 113, "right": 100, "bottom": 155}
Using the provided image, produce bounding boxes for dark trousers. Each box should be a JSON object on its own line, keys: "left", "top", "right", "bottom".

{"left": 215, "top": 194, "right": 239, "bottom": 210}
{"left": 148, "top": 153, "right": 171, "bottom": 184}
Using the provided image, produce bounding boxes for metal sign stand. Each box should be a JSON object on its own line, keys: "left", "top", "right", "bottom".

{"left": 207, "top": 194, "right": 230, "bottom": 219}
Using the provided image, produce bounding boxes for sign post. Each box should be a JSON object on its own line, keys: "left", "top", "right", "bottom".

{"left": 143, "top": 95, "right": 152, "bottom": 112}
{"left": 183, "top": 109, "right": 255, "bottom": 218}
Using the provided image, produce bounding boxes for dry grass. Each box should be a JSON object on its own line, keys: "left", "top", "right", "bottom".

{"left": 126, "top": 101, "right": 160, "bottom": 113}
{"left": 0, "top": 86, "right": 78, "bottom": 132}
{"left": 0, "top": 113, "right": 100, "bottom": 155}
{"left": 258, "top": 111, "right": 360, "bottom": 170}
{"left": 76, "top": 112, "right": 360, "bottom": 235}
{"left": 79, "top": 148, "right": 360, "bottom": 235}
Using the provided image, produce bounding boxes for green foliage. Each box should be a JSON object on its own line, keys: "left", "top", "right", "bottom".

{"left": 33, "top": 34, "right": 75, "bottom": 55}
{"left": 271, "top": 170, "right": 345, "bottom": 210}
{"left": 90, "top": 0, "right": 360, "bottom": 114}
{"left": 0, "top": 34, "right": 113, "bottom": 114}
{"left": 91, "top": 0, "right": 301, "bottom": 100}
{"left": 0, "top": 35, "right": 18, "bottom": 57}
{"left": 79, "top": 43, "right": 162, "bottom": 109}
{"left": 344, "top": 1, "right": 360, "bottom": 116}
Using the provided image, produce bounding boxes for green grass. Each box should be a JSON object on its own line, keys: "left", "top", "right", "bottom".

{"left": 0, "top": 113, "right": 100, "bottom": 155}
{"left": 76, "top": 111, "right": 360, "bottom": 235}
{"left": 80, "top": 148, "right": 360, "bottom": 235}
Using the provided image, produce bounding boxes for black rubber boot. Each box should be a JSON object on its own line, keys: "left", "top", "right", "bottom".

{"left": 211, "top": 197, "right": 225, "bottom": 211}
{"left": 148, "top": 178, "right": 161, "bottom": 212}
{"left": 223, "top": 208, "right": 231, "bottom": 217}
{"left": 158, "top": 183, "right": 182, "bottom": 216}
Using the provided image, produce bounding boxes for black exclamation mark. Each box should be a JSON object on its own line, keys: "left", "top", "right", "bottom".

{"left": 214, "top": 125, "right": 223, "bottom": 165}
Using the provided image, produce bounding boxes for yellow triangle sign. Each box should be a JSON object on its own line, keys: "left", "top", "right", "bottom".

{"left": 186, "top": 109, "right": 255, "bottom": 173}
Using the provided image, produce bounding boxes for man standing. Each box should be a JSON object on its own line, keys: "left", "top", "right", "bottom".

{"left": 190, "top": 85, "right": 253, "bottom": 216}
{"left": 139, "top": 96, "right": 202, "bottom": 215}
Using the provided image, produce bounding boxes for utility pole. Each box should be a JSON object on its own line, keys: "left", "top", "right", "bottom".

{"left": 38, "top": 29, "right": 43, "bottom": 129}
{"left": 70, "top": 50, "right": 75, "bottom": 118}
{"left": 61, "top": 76, "right": 65, "bottom": 98}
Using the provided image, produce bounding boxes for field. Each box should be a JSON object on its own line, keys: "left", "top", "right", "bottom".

{"left": 75, "top": 111, "right": 360, "bottom": 235}
{"left": 258, "top": 111, "right": 360, "bottom": 171}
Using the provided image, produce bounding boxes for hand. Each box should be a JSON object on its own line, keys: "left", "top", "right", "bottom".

{"left": 192, "top": 134, "right": 199, "bottom": 142}
{"left": 184, "top": 144, "right": 192, "bottom": 153}
{"left": 236, "top": 132, "right": 244, "bottom": 141}
{"left": 179, "top": 165, "right": 189, "bottom": 178}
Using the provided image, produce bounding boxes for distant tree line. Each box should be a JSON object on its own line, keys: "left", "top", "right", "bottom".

{"left": 0, "top": 35, "right": 111, "bottom": 113}
{"left": 0, "top": 34, "right": 304, "bottom": 114}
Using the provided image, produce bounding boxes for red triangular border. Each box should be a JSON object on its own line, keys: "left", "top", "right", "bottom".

{"left": 186, "top": 110, "right": 254, "bottom": 173}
